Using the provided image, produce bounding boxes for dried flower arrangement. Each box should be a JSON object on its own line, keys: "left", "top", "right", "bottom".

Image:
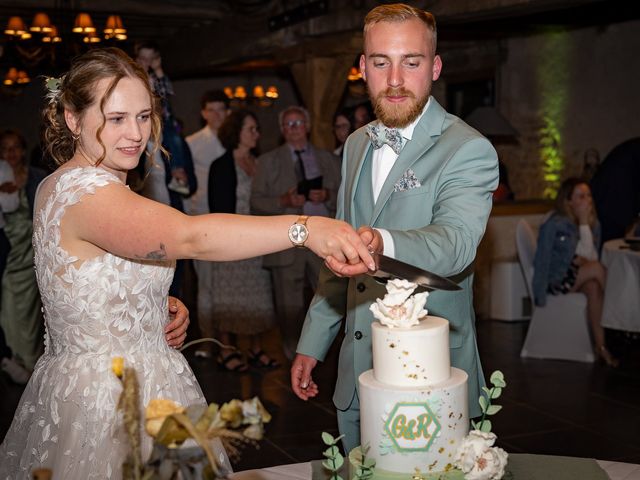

{"left": 112, "top": 357, "right": 271, "bottom": 480}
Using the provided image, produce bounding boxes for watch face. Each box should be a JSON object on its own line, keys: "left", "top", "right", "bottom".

{"left": 289, "top": 223, "right": 308, "bottom": 245}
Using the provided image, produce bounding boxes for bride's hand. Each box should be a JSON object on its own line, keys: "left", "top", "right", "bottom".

{"left": 304, "top": 217, "right": 376, "bottom": 276}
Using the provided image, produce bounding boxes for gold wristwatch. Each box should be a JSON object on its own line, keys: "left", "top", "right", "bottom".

{"left": 288, "top": 215, "right": 309, "bottom": 248}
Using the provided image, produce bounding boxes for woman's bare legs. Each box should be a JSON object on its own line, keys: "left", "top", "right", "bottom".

{"left": 571, "top": 260, "right": 618, "bottom": 366}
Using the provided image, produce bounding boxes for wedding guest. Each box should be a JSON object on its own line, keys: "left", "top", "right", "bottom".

{"left": 533, "top": 177, "right": 618, "bottom": 367}
{"left": 353, "top": 101, "right": 374, "bottom": 129}
{"left": 333, "top": 110, "right": 354, "bottom": 158}
{"left": 0, "top": 156, "right": 30, "bottom": 384}
{"left": 0, "top": 129, "right": 47, "bottom": 370}
{"left": 185, "top": 90, "right": 229, "bottom": 359}
{"left": 251, "top": 105, "right": 341, "bottom": 360}
{"left": 208, "top": 110, "right": 278, "bottom": 371}
{"left": 0, "top": 47, "right": 374, "bottom": 478}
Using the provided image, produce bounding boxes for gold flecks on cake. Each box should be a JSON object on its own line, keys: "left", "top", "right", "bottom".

{"left": 402, "top": 350, "right": 409, "bottom": 356}
{"left": 449, "top": 439, "right": 455, "bottom": 444}
{"left": 444, "top": 463, "right": 453, "bottom": 472}
{"left": 458, "top": 413, "right": 463, "bottom": 420}
{"left": 428, "top": 460, "right": 438, "bottom": 471}
{"left": 438, "top": 447, "right": 444, "bottom": 453}
{"left": 389, "top": 343, "right": 396, "bottom": 348}
{"left": 448, "top": 412, "right": 454, "bottom": 418}
{"left": 406, "top": 373, "right": 418, "bottom": 379}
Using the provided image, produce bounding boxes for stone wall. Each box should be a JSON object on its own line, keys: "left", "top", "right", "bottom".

{"left": 496, "top": 19, "right": 640, "bottom": 199}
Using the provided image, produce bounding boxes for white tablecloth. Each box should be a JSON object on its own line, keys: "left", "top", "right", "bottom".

{"left": 230, "top": 460, "right": 640, "bottom": 480}
{"left": 601, "top": 239, "right": 640, "bottom": 332}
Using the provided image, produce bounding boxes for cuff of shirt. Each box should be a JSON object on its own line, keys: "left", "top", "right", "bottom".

{"left": 375, "top": 228, "right": 395, "bottom": 258}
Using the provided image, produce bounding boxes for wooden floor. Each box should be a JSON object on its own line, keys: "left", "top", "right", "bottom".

{"left": 2, "top": 317, "right": 639, "bottom": 472}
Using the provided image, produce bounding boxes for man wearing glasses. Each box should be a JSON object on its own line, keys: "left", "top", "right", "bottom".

{"left": 251, "top": 106, "right": 340, "bottom": 360}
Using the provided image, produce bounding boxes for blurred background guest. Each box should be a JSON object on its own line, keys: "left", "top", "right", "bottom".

{"left": 208, "top": 110, "right": 278, "bottom": 371}
{"left": 0, "top": 129, "right": 47, "bottom": 371}
{"left": 532, "top": 177, "right": 618, "bottom": 367}
{"left": 186, "top": 90, "right": 229, "bottom": 359}
{"left": 332, "top": 109, "right": 354, "bottom": 158}
{"left": 0, "top": 155, "right": 30, "bottom": 384}
{"left": 251, "top": 106, "right": 340, "bottom": 360}
{"left": 134, "top": 41, "right": 196, "bottom": 197}
{"left": 352, "top": 101, "right": 374, "bottom": 129}
{"left": 590, "top": 137, "right": 640, "bottom": 244}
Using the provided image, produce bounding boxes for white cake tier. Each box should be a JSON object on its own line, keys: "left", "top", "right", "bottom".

{"left": 359, "top": 367, "right": 469, "bottom": 475}
{"left": 372, "top": 316, "right": 450, "bottom": 387}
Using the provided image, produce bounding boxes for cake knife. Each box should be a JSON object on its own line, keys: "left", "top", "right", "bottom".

{"left": 370, "top": 252, "right": 462, "bottom": 291}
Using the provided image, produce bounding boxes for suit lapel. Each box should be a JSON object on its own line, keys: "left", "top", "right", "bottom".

{"left": 370, "top": 98, "right": 446, "bottom": 225}
{"left": 344, "top": 131, "right": 372, "bottom": 223}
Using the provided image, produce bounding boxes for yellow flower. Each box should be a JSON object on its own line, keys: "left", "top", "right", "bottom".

{"left": 219, "top": 399, "right": 244, "bottom": 428}
{"left": 145, "top": 398, "right": 185, "bottom": 437}
{"left": 112, "top": 357, "right": 124, "bottom": 379}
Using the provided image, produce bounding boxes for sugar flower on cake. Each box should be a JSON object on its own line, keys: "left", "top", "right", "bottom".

{"left": 370, "top": 278, "right": 429, "bottom": 328}
{"left": 453, "top": 430, "right": 508, "bottom": 480}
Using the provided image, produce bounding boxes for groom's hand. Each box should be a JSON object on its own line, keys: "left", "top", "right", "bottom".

{"left": 358, "top": 225, "right": 383, "bottom": 255}
{"left": 291, "top": 354, "right": 319, "bottom": 400}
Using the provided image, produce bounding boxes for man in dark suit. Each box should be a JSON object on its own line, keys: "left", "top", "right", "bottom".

{"left": 251, "top": 106, "right": 340, "bottom": 360}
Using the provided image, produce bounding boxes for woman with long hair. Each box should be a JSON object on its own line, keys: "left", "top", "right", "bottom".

{"left": 0, "top": 47, "right": 374, "bottom": 478}
{"left": 533, "top": 177, "right": 617, "bottom": 367}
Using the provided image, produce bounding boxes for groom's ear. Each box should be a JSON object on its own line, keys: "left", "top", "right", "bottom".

{"left": 359, "top": 54, "right": 367, "bottom": 81}
{"left": 432, "top": 55, "right": 442, "bottom": 81}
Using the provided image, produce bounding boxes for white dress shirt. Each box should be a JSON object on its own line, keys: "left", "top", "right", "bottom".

{"left": 184, "top": 126, "right": 225, "bottom": 215}
{"left": 0, "top": 159, "right": 19, "bottom": 229}
{"left": 371, "top": 98, "right": 432, "bottom": 257}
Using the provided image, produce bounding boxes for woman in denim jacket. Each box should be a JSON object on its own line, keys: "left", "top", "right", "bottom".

{"left": 533, "top": 177, "right": 618, "bottom": 366}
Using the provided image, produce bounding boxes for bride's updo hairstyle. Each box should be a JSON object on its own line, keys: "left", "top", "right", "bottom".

{"left": 43, "top": 47, "right": 162, "bottom": 166}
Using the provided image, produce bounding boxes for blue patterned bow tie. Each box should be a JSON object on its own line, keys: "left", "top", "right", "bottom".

{"left": 366, "top": 124, "right": 404, "bottom": 155}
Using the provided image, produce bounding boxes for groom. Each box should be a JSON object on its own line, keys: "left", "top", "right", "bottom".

{"left": 291, "top": 3, "right": 499, "bottom": 452}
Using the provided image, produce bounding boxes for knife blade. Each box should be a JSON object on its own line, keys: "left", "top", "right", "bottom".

{"left": 370, "top": 252, "right": 461, "bottom": 291}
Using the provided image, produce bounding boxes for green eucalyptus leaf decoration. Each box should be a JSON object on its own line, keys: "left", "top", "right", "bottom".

{"left": 473, "top": 370, "right": 507, "bottom": 433}
{"left": 320, "top": 432, "right": 345, "bottom": 480}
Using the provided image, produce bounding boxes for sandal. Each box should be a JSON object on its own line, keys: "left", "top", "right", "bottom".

{"left": 217, "top": 352, "right": 249, "bottom": 372}
{"left": 247, "top": 350, "right": 280, "bottom": 369}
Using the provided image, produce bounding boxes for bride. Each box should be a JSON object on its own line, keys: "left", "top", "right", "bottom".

{"left": 0, "top": 48, "right": 374, "bottom": 479}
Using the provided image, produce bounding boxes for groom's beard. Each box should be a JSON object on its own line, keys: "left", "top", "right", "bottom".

{"left": 371, "top": 86, "right": 429, "bottom": 129}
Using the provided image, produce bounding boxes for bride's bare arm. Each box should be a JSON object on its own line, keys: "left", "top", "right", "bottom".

{"left": 62, "top": 181, "right": 375, "bottom": 270}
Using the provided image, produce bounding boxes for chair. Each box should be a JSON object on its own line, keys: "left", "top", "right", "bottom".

{"left": 515, "top": 219, "right": 595, "bottom": 362}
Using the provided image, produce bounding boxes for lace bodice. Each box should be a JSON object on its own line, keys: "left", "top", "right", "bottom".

{"left": 33, "top": 167, "right": 175, "bottom": 357}
{"left": 1, "top": 167, "right": 205, "bottom": 479}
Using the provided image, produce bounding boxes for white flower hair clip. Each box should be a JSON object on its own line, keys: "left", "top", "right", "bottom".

{"left": 44, "top": 75, "right": 63, "bottom": 104}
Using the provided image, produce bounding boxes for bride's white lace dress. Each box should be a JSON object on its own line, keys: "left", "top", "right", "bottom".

{"left": 0, "top": 167, "right": 206, "bottom": 479}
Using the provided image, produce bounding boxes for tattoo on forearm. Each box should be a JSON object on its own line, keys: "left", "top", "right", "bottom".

{"left": 139, "top": 243, "right": 167, "bottom": 260}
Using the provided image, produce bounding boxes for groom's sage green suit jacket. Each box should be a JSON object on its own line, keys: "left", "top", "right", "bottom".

{"left": 296, "top": 98, "right": 498, "bottom": 419}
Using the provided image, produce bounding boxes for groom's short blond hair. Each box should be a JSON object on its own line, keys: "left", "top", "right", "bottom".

{"left": 363, "top": 3, "right": 437, "bottom": 55}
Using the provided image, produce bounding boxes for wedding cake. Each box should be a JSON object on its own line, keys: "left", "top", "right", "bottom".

{"left": 351, "top": 279, "right": 469, "bottom": 478}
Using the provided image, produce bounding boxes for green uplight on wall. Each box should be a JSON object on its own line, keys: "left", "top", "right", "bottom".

{"left": 536, "top": 29, "right": 571, "bottom": 199}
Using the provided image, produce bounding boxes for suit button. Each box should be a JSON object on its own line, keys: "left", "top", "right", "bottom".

{"left": 357, "top": 282, "right": 366, "bottom": 292}
{"left": 354, "top": 331, "right": 363, "bottom": 340}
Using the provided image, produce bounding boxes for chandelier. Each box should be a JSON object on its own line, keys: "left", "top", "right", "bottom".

{"left": 224, "top": 84, "right": 279, "bottom": 108}
{"left": 2, "top": 11, "right": 128, "bottom": 87}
